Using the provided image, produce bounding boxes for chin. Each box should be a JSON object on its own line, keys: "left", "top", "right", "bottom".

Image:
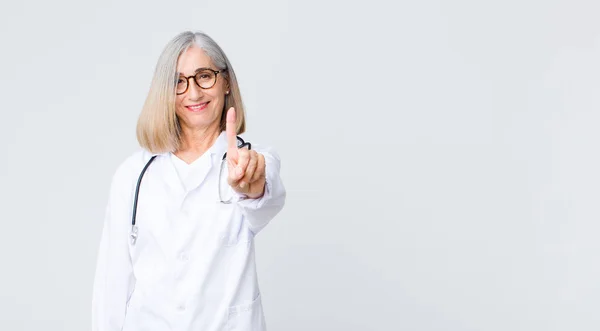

{"left": 181, "top": 115, "right": 219, "bottom": 129}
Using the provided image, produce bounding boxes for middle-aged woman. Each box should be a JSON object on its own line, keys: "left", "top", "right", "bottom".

{"left": 92, "top": 31, "right": 286, "bottom": 331}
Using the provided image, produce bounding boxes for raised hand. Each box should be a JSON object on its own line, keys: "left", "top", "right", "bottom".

{"left": 226, "top": 107, "right": 266, "bottom": 199}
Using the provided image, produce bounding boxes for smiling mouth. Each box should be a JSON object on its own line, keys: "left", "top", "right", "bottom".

{"left": 186, "top": 102, "right": 210, "bottom": 111}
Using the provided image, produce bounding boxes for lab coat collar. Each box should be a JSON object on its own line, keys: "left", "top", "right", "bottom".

{"left": 207, "top": 130, "right": 228, "bottom": 162}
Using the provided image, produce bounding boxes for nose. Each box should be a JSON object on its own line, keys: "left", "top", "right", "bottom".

{"left": 187, "top": 78, "right": 204, "bottom": 100}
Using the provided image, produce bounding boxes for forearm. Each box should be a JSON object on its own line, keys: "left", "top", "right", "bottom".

{"left": 235, "top": 149, "right": 286, "bottom": 234}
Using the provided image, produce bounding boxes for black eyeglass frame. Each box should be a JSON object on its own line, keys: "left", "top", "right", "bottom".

{"left": 176, "top": 68, "right": 227, "bottom": 95}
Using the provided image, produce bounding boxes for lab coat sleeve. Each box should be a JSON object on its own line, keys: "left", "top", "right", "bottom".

{"left": 235, "top": 146, "right": 286, "bottom": 234}
{"left": 92, "top": 166, "right": 135, "bottom": 331}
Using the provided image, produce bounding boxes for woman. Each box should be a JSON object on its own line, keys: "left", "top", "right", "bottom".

{"left": 92, "top": 31, "right": 286, "bottom": 331}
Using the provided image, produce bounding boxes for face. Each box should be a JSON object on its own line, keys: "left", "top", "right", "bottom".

{"left": 175, "top": 45, "right": 229, "bottom": 132}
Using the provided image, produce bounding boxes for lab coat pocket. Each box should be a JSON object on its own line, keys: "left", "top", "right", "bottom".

{"left": 220, "top": 231, "right": 253, "bottom": 247}
{"left": 225, "top": 293, "right": 265, "bottom": 331}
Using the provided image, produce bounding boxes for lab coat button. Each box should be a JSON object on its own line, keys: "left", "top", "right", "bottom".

{"left": 177, "top": 304, "right": 186, "bottom": 312}
{"left": 179, "top": 253, "right": 190, "bottom": 261}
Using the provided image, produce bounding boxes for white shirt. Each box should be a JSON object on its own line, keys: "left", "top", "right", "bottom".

{"left": 91, "top": 131, "right": 286, "bottom": 331}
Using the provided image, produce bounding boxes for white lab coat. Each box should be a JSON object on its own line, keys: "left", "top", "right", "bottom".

{"left": 92, "top": 131, "right": 286, "bottom": 331}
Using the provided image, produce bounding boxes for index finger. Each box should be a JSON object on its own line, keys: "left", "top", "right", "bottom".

{"left": 226, "top": 107, "right": 238, "bottom": 154}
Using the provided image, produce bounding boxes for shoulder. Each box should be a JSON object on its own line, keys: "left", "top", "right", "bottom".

{"left": 238, "top": 134, "right": 281, "bottom": 160}
{"left": 239, "top": 136, "right": 282, "bottom": 172}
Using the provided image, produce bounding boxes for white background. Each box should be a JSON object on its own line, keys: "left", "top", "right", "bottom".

{"left": 1, "top": 0, "right": 599, "bottom": 330}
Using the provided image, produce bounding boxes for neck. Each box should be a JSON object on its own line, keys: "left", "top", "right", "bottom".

{"left": 176, "top": 123, "right": 221, "bottom": 162}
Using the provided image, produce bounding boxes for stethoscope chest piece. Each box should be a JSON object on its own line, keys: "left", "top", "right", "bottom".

{"left": 130, "top": 225, "right": 139, "bottom": 245}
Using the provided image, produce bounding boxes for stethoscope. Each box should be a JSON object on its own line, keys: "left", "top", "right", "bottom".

{"left": 130, "top": 136, "right": 251, "bottom": 245}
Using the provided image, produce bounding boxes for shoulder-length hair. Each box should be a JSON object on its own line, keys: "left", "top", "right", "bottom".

{"left": 136, "top": 31, "right": 246, "bottom": 154}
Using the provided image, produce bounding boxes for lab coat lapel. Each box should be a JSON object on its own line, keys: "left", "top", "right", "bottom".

{"left": 160, "top": 153, "right": 186, "bottom": 197}
{"left": 210, "top": 131, "right": 228, "bottom": 165}
{"left": 203, "top": 131, "right": 228, "bottom": 190}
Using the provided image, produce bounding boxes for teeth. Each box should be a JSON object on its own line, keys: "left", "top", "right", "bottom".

{"left": 189, "top": 103, "right": 207, "bottom": 109}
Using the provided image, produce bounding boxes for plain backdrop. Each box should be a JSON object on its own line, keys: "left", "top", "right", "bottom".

{"left": 1, "top": 0, "right": 599, "bottom": 330}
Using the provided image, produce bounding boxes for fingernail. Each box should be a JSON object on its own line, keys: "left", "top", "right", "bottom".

{"left": 236, "top": 167, "right": 243, "bottom": 177}
{"left": 240, "top": 182, "right": 246, "bottom": 188}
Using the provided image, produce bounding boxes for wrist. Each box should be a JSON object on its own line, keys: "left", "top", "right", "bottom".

{"left": 243, "top": 181, "right": 266, "bottom": 199}
{"left": 245, "top": 191, "right": 264, "bottom": 200}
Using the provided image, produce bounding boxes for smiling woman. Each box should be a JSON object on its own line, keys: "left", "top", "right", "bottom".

{"left": 136, "top": 32, "right": 246, "bottom": 156}
{"left": 91, "top": 31, "right": 286, "bottom": 331}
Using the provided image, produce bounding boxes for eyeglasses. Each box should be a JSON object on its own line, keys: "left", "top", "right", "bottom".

{"left": 176, "top": 68, "right": 226, "bottom": 95}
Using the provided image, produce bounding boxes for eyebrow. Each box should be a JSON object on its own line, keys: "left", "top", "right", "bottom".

{"left": 176, "top": 67, "right": 213, "bottom": 76}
